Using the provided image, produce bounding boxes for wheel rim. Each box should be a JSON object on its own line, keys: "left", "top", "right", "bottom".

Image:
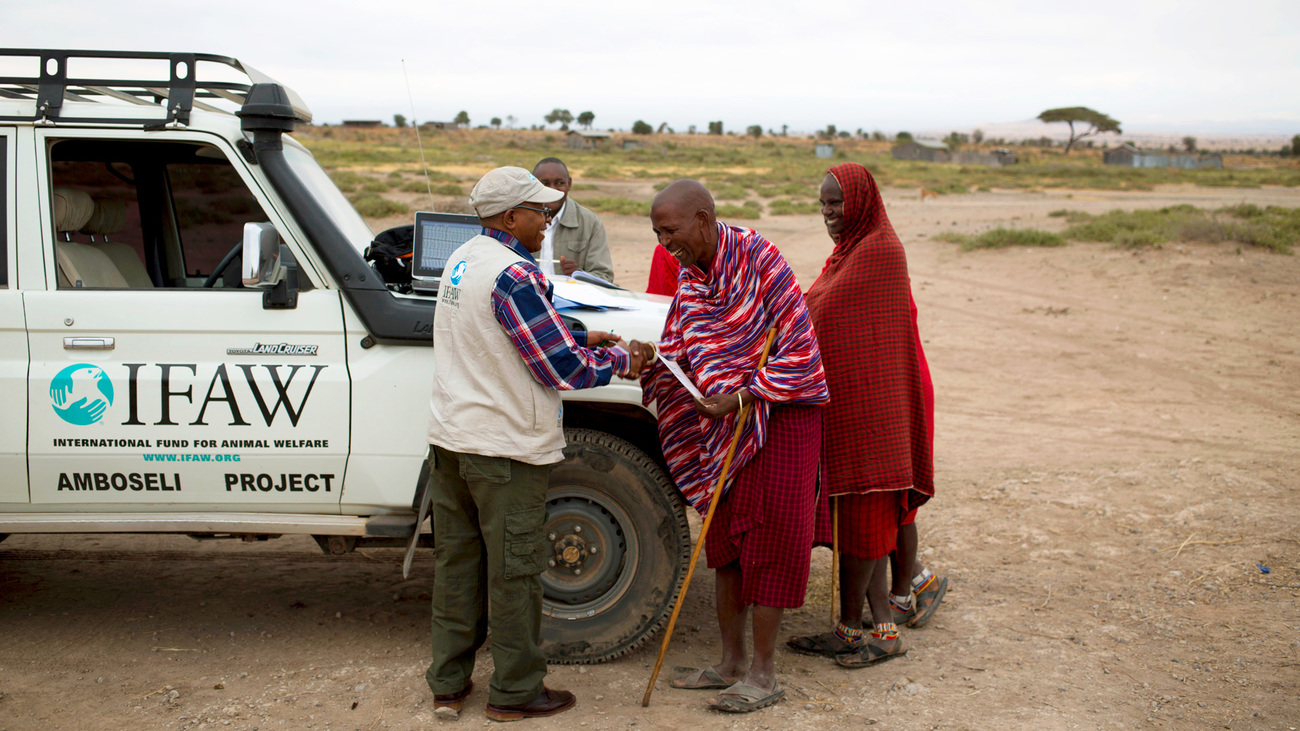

{"left": 541, "top": 486, "right": 638, "bottom": 620}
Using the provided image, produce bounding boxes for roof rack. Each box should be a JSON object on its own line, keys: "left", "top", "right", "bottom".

{"left": 0, "top": 49, "right": 311, "bottom": 128}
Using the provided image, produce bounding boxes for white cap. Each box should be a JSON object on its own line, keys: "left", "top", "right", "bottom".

{"left": 469, "top": 166, "right": 565, "bottom": 218}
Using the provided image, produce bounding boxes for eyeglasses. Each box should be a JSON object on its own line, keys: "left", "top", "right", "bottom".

{"left": 514, "top": 204, "right": 554, "bottom": 220}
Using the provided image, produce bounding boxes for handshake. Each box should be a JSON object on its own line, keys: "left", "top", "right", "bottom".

{"left": 585, "top": 331, "right": 657, "bottom": 380}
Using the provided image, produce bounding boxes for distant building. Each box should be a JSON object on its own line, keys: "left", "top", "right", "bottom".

{"left": 342, "top": 120, "right": 383, "bottom": 129}
{"left": 1103, "top": 143, "right": 1223, "bottom": 170}
{"left": 892, "top": 139, "right": 950, "bottom": 163}
{"left": 814, "top": 142, "right": 835, "bottom": 158}
{"left": 951, "top": 148, "right": 1018, "bottom": 167}
{"left": 420, "top": 121, "right": 457, "bottom": 131}
{"left": 567, "top": 129, "right": 613, "bottom": 150}
{"left": 622, "top": 139, "right": 645, "bottom": 151}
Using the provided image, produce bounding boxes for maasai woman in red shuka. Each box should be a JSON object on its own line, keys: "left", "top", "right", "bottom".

{"left": 787, "top": 162, "right": 943, "bottom": 668}
{"left": 641, "top": 180, "right": 828, "bottom": 712}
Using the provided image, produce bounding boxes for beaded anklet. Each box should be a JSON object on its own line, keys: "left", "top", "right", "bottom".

{"left": 834, "top": 622, "right": 867, "bottom": 647}
{"left": 871, "top": 622, "right": 900, "bottom": 641}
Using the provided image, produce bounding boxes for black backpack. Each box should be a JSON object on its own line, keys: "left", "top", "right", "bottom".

{"left": 365, "top": 224, "right": 414, "bottom": 290}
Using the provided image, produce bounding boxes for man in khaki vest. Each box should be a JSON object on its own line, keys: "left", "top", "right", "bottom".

{"left": 532, "top": 157, "right": 615, "bottom": 283}
{"left": 425, "top": 166, "right": 646, "bottom": 722}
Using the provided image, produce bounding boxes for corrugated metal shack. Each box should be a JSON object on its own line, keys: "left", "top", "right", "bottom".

{"left": 951, "top": 148, "right": 1018, "bottom": 167}
{"left": 892, "top": 139, "right": 951, "bottom": 163}
{"left": 566, "top": 130, "right": 612, "bottom": 150}
{"left": 1103, "top": 143, "right": 1223, "bottom": 169}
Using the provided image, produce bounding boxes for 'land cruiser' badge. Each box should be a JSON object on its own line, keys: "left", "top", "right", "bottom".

{"left": 227, "top": 343, "right": 319, "bottom": 356}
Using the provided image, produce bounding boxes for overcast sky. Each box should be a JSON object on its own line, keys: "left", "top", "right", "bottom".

{"left": 5, "top": 0, "right": 1298, "bottom": 135}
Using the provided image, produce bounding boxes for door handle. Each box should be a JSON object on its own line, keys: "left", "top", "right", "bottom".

{"left": 63, "top": 337, "right": 115, "bottom": 350}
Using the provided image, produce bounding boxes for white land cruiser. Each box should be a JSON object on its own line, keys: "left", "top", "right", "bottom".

{"left": 0, "top": 50, "right": 688, "bottom": 664}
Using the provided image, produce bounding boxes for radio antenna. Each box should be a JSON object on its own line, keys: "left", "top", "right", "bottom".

{"left": 401, "top": 59, "right": 435, "bottom": 211}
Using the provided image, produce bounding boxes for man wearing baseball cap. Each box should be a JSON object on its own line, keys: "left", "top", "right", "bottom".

{"left": 424, "top": 166, "right": 648, "bottom": 722}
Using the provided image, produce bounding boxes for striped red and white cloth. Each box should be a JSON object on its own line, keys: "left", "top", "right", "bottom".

{"left": 642, "top": 222, "right": 829, "bottom": 514}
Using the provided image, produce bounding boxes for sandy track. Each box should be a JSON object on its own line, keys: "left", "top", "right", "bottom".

{"left": 2, "top": 186, "right": 1297, "bottom": 730}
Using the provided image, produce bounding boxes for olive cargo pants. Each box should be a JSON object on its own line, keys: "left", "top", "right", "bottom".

{"left": 425, "top": 445, "right": 553, "bottom": 706}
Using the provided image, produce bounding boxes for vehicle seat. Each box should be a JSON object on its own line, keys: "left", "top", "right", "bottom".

{"left": 81, "top": 198, "right": 152, "bottom": 288}
{"left": 52, "top": 187, "right": 127, "bottom": 289}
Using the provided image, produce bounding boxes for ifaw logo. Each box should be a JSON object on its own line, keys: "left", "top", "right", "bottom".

{"left": 48, "top": 362, "right": 328, "bottom": 427}
{"left": 448, "top": 261, "right": 467, "bottom": 286}
{"left": 50, "top": 363, "right": 115, "bottom": 425}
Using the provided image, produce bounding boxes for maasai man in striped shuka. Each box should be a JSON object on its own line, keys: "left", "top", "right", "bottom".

{"left": 786, "top": 162, "right": 946, "bottom": 670}
{"left": 641, "top": 180, "right": 829, "bottom": 714}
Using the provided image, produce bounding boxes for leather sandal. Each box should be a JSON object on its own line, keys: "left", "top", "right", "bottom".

{"left": 835, "top": 638, "right": 907, "bottom": 669}
{"left": 785, "top": 630, "right": 865, "bottom": 657}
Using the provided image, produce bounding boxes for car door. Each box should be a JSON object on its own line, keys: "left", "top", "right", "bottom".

{"left": 0, "top": 126, "right": 27, "bottom": 504}
{"left": 24, "top": 130, "right": 350, "bottom": 510}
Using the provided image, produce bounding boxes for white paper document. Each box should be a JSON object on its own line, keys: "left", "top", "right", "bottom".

{"left": 549, "top": 276, "right": 638, "bottom": 310}
{"left": 660, "top": 353, "right": 704, "bottom": 400}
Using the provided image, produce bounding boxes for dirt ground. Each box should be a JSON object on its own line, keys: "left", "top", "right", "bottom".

{"left": 2, "top": 186, "right": 1298, "bottom": 730}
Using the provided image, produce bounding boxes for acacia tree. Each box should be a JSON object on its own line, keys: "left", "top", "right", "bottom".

{"left": 490, "top": 117, "right": 502, "bottom": 129}
{"left": 631, "top": 120, "right": 653, "bottom": 135}
{"left": 707, "top": 121, "right": 723, "bottom": 135}
{"left": 454, "top": 110, "right": 470, "bottom": 127}
{"left": 1037, "top": 107, "right": 1121, "bottom": 153}
{"left": 746, "top": 125, "right": 763, "bottom": 138}
{"left": 943, "top": 131, "right": 969, "bottom": 150}
{"left": 393, "top": 114, "right": 407, "bottom": 128}
{"left": 577, "top": 111, "right": 595, "bottom": 129}
{"left": 1182, "top": 136, "right": 1197, "bottom": 153}
{"left": 544, "top": 108, "right": 574, "bottom": 130}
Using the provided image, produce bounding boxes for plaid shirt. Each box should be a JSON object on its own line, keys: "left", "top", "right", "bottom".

{"left": 485, "top": 228, "right": 629, "bottom": 390}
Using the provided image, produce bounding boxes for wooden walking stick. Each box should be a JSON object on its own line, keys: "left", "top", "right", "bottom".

{"left": 642, "top": 326, "right": 778, "bottom": 708}
{"left": 830, "top": 496, "right": 839, "bottom": 626}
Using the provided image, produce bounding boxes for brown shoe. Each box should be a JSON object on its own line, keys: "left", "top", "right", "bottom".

{"left": 434, "top": 679, "right": 473, "bottom": 712}
{"left": 485, "top": 687, "right": 576, "bottom": 722}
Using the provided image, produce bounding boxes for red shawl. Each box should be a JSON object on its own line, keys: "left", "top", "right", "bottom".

{"left": 804, "top": 163, "right": 933, "bottom": 504}
{"left": 643, "top": 223, "right": 829, "bottom": 514}
{"left": 646, "top": 245, "right": 682, "bottom": 296}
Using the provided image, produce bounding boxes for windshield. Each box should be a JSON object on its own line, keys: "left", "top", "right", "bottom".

{"left": 280, "top": 137, "right": 374, "bottom": 252}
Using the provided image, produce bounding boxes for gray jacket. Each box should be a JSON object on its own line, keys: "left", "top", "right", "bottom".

{"left": 549, "top": 200, "right": 615, "bottom": 283}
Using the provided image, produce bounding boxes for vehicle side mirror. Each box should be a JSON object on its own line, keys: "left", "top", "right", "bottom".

{"left": 241, "top": 222, "right": 282, "bottom": 288}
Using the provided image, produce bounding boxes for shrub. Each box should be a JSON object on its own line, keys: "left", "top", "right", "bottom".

{"left": 329, "top": 170, "right": 365, "bottom": 191}
{"left": 716, "top": 203, "right": 761, "bottom": 220}
{"left": 431, "top": 183, "right": 464, "bottom": 196}
{"left": 768, "top": 199, "right": 822, "bottom": 215}
{"left": 758, "top": 183, "right": 812, "bottom": 198}
{"left": 582, "top": 164, "right": 620, "bottom": 179}
{"left": 361, "top": 179, "right": 392, "bottom": 193}
{"left": 632, "top": 120, "right": 653, "bottom": 135}
{"left": 349, "top": 194, "right": 410, "bottom": 218}
{"left": 576, "top": 197, "right": 651, "bottom": 216}
{"left": 942, "top": 227, "right": 1068, "bottom": 251}
{"left": 712, "top": 183, "right": 749, "bottom": 200}
{"left": 571, "top": 183, "right": 598, "bottom": 191}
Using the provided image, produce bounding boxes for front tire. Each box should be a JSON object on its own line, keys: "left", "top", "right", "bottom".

{"left": 540, "top": 428, "right": 690, "bottom": 664}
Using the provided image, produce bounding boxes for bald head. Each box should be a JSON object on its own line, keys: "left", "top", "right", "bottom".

{"left": 650, "top": 179, "right": 719, "bottom": 272}
{"left": 651, "top": 179, "right": 715, "bottom": 225}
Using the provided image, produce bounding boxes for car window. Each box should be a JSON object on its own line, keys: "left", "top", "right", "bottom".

{"left": 48, "top": 139, "right": 302, "bottom": 290}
